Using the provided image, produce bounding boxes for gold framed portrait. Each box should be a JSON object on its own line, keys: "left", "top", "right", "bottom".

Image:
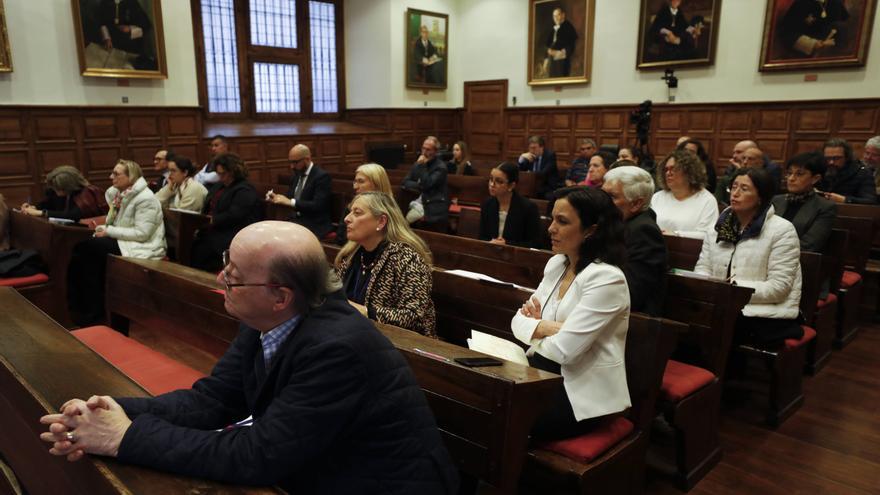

{"left": 0, "top": 0, "right": 12, "bottom": 72}
{"left": 637, "top": 0, "right": 722, "bottom": 70}
{"left": 71, "top": 0, "right": 168, "bottom": 79}
{"left": 406, "top": 8, "right": 449, "bottom": 90}
{"left": 527, "top": 0, "right": 595, "bottom": 86}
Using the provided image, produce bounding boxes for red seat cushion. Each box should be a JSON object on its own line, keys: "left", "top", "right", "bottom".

{"left": 322, "top": 231, "right": 337, "bottom": 242}
{"left": 784, "top": 325, "right": 816, "bottom": 350}
{"left": 816, "top": 293, "right": 838, "bottom": 310}
{"left": 72, "top": 326, "right": 206, "bottom": 395}
{"left": 840, "top": 270, "right": 861, "bottom": 289}
{"left": 0, "top": 273, "right": 50, "bottom": 288}
{"left": 660, "top": 360, "right": 716, "bottom": 402}
{"left": 539, "top": 416, "right": 635, "bottom": 463}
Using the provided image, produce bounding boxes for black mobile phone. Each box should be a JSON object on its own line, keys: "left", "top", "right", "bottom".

{"left": 454, "top": 357, "right": 503, "bottom": 367}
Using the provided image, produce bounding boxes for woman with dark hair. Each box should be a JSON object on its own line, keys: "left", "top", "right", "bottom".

{"left": 677, "top": 138, "right": 717, "bottom": 193}
{"left": 511, "top": 186, "right": 630, "bottom": 440}
{"left": 771, "top": 152, "right": 836, "bottom": 252}
{"left": 695, "top": 168, "right": 803, "bottom": 347}
{"left": 478, "top": 162, "right": 542, "bottom": 247}
{"left": 154, "top": 155, "right": 208, "bottom": 212}
{"left": 21, "top": 165, "right": 108, "bottom": 221}
{"left": 190, "top": 153, "right": 261, "bottom": 271}
{"left": 446, "top": 141, "right": 476, "bottom": 176}
{"left": 652, "top": 150, "right": 719, "bottom": 239}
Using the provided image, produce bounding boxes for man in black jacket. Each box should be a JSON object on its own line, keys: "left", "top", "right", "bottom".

{"left": 403, "top": 136, "right": 449, "bottom": 226}
{"left": 544, "top": 7, "right": 577, "bottom": 77}
{"left": 819, "top": 138, "right": 877, "bottom": 205}
{"left": 39, "top": 221, "right": 459, "bottom": 494}
{"left": 518, "top": 135, "right": 561, "bottom": 199}
{"left": 602, "top": 166, "right": 667, "bottom": 316}
{"left": 268, "top": 144, "right": 333, "bottom": 239}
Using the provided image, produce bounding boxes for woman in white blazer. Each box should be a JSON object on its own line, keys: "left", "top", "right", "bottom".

{"left": 511, "top": 187, "right": 631, "bottom": 441}
{"left": 154, "top": 155, "right": 208, "bottom": 212}
{"left": 694, "top": 167, "right": 803, "bottom": 347}
{"left": 68, "top": 159, "right": 166, "bottom": 326}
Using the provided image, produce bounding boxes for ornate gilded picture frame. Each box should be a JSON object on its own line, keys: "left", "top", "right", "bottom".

{"left": 0, "top": 0, "right": 12, "bottom": 72}
{"left": 71, "top": 0, "right": 168, "bottom": 79}
{"left": 406, "top": 8, "right": 448, "bottom": 90}
{"left": 527, "top": 0, "right": 595, "bottom": 86}
{"left": 637, "top": 0, "right": 721, "bottom": 70}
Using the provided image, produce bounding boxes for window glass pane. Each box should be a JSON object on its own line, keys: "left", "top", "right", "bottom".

{"left": 201, "top": 0, "right": 241, "bottom": 113}
{"left": 250, "top": 0, "right": 298, "bottom": 49}
{"left": 253, "top": 62, "right": 301, "bottom": 113}
{"left": 309, "top": 1, "right": 338, "bottom": 113}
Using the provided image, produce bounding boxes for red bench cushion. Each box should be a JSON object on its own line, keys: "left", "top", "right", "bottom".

{"left": 784, "top": 326, "right": 816, "bottom": 350}
{"left": 841, "top": 270, "right": 861, "bottom": 289}
{"left": 816, "top": 293, "right": 838, "bottom": 310}
{"left": 0, "top": 273, "right": 50, "bottom": 288}
{"left": 660, "top": 360, "right": 716, "bottom": 402}
{"left": 72, "top": 326, "right": 206, "bottom": 395}
{"left": 539, "top": 416, "right": 634, "bottom": 463}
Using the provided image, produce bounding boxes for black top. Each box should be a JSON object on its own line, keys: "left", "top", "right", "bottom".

{"left": 343, "top": 242, "right": 388, "bottom": 305}
{"left": 479, "top": 192, "right": 542, "bottom": 248}
{"left": 446, "top": 160, "right": 476, "bottom": 176}
{"left": 623, "top": 209, "right": 667, "bottom": 316}
{"left": 38, "top": 189, "right": 84, "bottom": 221}
{"left": 820, "top": 161, "right": 877, "bottom": 205}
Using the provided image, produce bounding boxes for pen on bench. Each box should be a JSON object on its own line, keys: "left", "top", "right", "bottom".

{"left": 413, "top": 348, "right": 451, "bottom": 363}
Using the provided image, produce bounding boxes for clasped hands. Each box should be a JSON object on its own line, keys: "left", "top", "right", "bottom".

{"left": 39, "top": 395, "right": 132, "bottom": 462}
{"left": 520, "top": 295, "right": 562, "bottom": 339}
{"left": 265, "top": 189, "right": 293, "bottom": 206}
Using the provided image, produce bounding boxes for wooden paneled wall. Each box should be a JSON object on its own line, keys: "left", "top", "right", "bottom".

{"left": 347, "top": 108, "right": 462, "bottom": 161}
{"left": 503, "top": 98, "right": 880, "bottom": 173}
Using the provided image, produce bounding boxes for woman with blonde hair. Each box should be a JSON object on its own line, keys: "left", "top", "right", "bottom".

{"left": 335, "top": 163, "right": 395, "bottom": 244}
{"left": 334, "top": 191, "right": 436, "bottom": 337}
{"left": 21, "top": 165, "right": 108, "bottom": 221}
{"left": 446, "top": 141, "right": 476, "bottom": 176}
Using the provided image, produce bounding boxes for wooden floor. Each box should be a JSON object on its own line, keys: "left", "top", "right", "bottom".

{"left": 130, "top": 322, "right": 880, "bottom": 494}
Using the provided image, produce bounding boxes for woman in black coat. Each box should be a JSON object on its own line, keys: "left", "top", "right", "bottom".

{"left": 479, "top": 162, "right": 542, "bottom": 248}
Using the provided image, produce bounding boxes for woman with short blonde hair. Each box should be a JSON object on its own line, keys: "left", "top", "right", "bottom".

{"left": 334, "top": 163, "right": 395, "bottom": 244}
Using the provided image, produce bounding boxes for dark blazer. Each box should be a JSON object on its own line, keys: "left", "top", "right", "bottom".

{"left": 479, "top": 193, "right": 542, "bottom": 248}
{"left": 820, "top": 161, "right": 877, "bottom": 204}
{"left": 446, "top": 160, "right": 476, "bottom": 176}
{"left": 200, "top": 179, "right": 261, "bottom": 255}
{"left": 403, "top": 156, "right": 449, "bottom": 223}
{"left": 772, "top": 194, "right": 837, "bottom": 253}
{"left": 545, "top": 20, "right": 577, "bottom": 77}
{"left": 518, "top": 149, "right": 561, "bottom": 199}
{"left": 624, "top": 209, "right": 667, "bottom": 316}
{"left": 286, "top": 163, "right": 333, "bottom": 238}
{"left": 116, "top": 293, "right": 458, "bottom": 494}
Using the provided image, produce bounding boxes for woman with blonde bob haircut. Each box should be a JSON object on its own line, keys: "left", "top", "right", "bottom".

{"left": 335, "top": 163, "right": 395, "bottom": 244}
{"left": 334, "top": 191, "right": 436, "bottom": 337}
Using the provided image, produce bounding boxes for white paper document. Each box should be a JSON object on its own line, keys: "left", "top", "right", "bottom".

{"left": 466, "top": 330, "right": 529, "bottom": 366}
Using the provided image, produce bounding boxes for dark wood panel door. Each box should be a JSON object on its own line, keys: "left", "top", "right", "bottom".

{"left": 463, "top": 80, "right": 507, "bottom": 166}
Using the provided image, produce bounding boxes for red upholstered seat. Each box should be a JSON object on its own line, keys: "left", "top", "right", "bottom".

{"left": 0, "top": 273, "right": 50, "bottom": 288}
{"left": 784, "top": 326, "right": 816, "bottom": 350}
{"left": 660, "top": 359, "right": 716, "bottom": 402}
{"left": 539, "top": 416, "right": 634, "bottom": 463}
{"left": 840, "top": 270, "right": 861, "bottom": 289}
{"left": 322, "top": 231, "right": 337, "bottom": 242}
{"left": 816, "top": 293, "right": 838, "bottom": 309}
{"left": 73, "top": 326, "right": 206, "bottom": 395}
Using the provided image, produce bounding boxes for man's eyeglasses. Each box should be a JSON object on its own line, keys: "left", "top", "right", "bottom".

{"left": 221, "top": 250, "right": 284, "bottom": 292}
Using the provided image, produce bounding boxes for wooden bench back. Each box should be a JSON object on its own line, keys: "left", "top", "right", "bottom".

{"left": 626, "top": 315, "right": 681, "bottom": 430}
{"left": 836, "top": 203, "right": 880, "bottom": 251}
{"left": 663, "top": 234, "right": 702, "bottom": 271}
{"left": 799, "top": 251, "right": 822, "bottom": 323}
{"left": 823, "top": 229, "right": 848, "bottom": 294}
{"left": 833, "top": 215, "right": 873, "bottom": 274}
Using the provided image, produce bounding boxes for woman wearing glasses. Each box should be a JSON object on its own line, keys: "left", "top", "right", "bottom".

{"left": 154, "top": 155, "right": 208, "bottom": 213}
{"left": 334, "top": 192, "right": 436, "bottom": 338}
{"left": 478, "top": 162, "right": 542, "bottom": 248}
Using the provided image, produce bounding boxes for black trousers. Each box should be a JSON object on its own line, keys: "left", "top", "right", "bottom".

{"left": 68, "top": 236, "right": 121, "bottom": 326}
{"left": 190, "top": 235, "right": 223, "bottom": 272}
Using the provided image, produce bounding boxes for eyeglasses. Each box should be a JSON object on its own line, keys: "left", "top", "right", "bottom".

{"left": 488, "top": 177, "right": 508, "bottom": 185}
{"left": 785, "top": 170, "right": 810, "bottom": 178}
{"left": 825, "top": 155, "right": 845, "bottom": 162}
{"left": 221, "top": 250, "right": 284, "bottom": 293}
{"left": 153, "top": 156, "right": 165, "bottom": 162}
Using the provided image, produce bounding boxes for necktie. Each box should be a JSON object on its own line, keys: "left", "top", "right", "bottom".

{"left": 534, "top": 156, "right": 542, "bottom": 173}
{"left": 294, "top": 173, "right": 306, "bottom": 200}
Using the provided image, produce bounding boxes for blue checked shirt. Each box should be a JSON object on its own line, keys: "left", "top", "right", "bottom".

{"left": 260, "top": 315, "right": 301, "bottom": 369}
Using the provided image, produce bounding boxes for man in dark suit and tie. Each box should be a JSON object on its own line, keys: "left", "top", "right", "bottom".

{"left": 268, "top": 144, "right": 333, "bottom": 239}
{"left": 518, "top": 135, "right": 561, "bottom": 199}
{"left": 39, "top": 221, "right": 459, "bottom": 494}
{"left": 544, "top": 7, "right": 578, "bottom": 77}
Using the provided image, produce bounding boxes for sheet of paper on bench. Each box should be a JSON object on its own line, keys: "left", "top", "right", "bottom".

{"left": 444, "top": 269, "right": 534, "bottom": 291}
{"left": 669, "top": 268, "right": 726, "bottom": 282}
{"left": 169, "top": 208, "right": 204, "bottom": 215}
{"left": 467, "top": 330, "right": 529, "bottom": 366}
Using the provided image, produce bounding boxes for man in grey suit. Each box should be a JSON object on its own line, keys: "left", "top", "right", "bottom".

{"left": 772, "top": 152, "right": 836, "bottom": 253}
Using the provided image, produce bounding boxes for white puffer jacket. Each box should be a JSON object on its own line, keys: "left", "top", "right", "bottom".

{"left": 104, "top": 177, "right": 166, "bottom": 259}
{"left": 694, "top": 205, "right": 802, "bottom": 319}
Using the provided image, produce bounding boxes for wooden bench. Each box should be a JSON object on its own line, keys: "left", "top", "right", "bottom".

{"left": 104, "top": 256, "right": 563, "bottom": 493}
{"left": 0, "top": 287, "right": 277, "bottom": 494}
{"left": 831, "top": 215, "right": 872, "bottom": 347}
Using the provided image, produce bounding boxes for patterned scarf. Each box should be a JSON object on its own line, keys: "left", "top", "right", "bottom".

{"left": 714, "top": 203, "right": 771, "bottom": 244}
{"left": 785, "top": 190, "right": 815, "bottom": 205}
{"left": 105, "top": 185, "right": 135, "bottom": 226}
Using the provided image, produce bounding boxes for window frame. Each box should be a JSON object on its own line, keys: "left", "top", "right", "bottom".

{"left": 190, "top": 0, "right": 345, "bottom": 120}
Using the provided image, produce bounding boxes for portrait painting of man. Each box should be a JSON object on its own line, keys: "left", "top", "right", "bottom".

{"left": 71, "top": 0, "right": 168, "bottom": 78}
{"left": 637, "top": 0, "right": 721, "bottom": 69}
{"left": 760, "top": 0, "right": 876, "bottom": 71}
{"left": 0, "top": 0, "right": 11, "bottom": 72}
{"left": 528, "top": 0, "right": 595, "bottom": 85}
{"left": 406, "top": 8, "right": 448, "bottom": 89}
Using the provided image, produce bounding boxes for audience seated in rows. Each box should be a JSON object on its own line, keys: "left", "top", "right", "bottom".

{"left": 652, "top": 150, "right": 719, "bottom": 239}
{"left": 154, "top": 155, "right": 208, "bottom": 213}
{"left": 20, "top": 166, "right": 108, "bottom": 222}
{"left": 603, "top": 166, "right": 667, "bottom": 316}
{"left": 194, "top": 135, "right": 228, "bottom": 187}
{"left": 771, "top": 152, "right": 836, "bottom": 253}
{"left": 403, "top": 136, "right": 450, "bottom": 227}
{"left": 335, "top": 192, "right": 437, "bottom": 338}
{"left": 565, "top": 138, "right": 596, "bottom": 186}
{"left": 578, "top": 150, "right": 615, "bottom": 188}
{"left": 42, "top": 221, "right": 459, "bottom": 493}
{"left": 864, "top": 135, "right": 880, "bottom": 195}
{"left": 335, "top": 163, "right": 394, "bottom": 245}
{"left": 148, "top": 149, "right": 170, "bottom": 192}
{"left": 190, "top": 153, "right": 260, "bottom": 272}
{"left": 268, "top": 144, "right": 333, "bottom": 239}
{"left": 0, "top": 193, "right": 8, "bottom": 251}
{"left": 512, "top": 187, "right": 630, "bottom": 441}
{"left": 695, "top": 168, "right": 803, "bottom": 348}
{"left": 819, "top": 137, "right": 877, "bottom": 204}
{"left": 716, "top": 141, "right": 781, "bottom": 203}
{"left": 68, "top": 160, "right": 166, "bottom": 326}
{"left": 446, "top": 140, "right": 476, "bottom": 176}
{"left": 676, "top": 137, "right": 717, "bottom": 193}
{"left": 479, "top": 162, "right": 542, "bottom": 248}
{"left": 518, "top": 135, "right": 561, "bottom": 199}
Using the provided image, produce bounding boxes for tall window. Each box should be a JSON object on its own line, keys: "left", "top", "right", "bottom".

{"left": 194, "top": 0, "right": 342, "bottom": 117}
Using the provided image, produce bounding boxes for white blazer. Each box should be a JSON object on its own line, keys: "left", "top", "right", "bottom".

{"left": 511, "top": 255, "right": 631, "bottom": 421}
